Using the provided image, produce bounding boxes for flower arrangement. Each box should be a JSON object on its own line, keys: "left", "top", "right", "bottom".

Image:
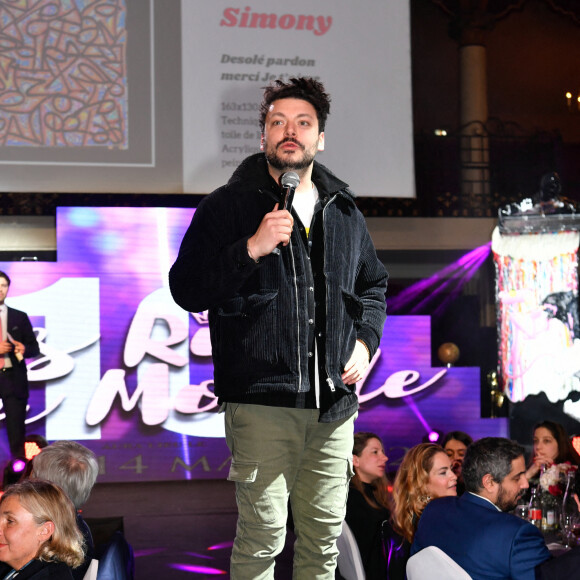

{"left": 539, "top": 462, "right": 578, "bottom": 496}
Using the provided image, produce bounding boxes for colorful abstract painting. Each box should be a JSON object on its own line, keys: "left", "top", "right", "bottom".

{"left": 492, "top": 228, "right": 580, "bottom": 407}
{"left": 0, "top": 0, "right": 128, "bottom": 147}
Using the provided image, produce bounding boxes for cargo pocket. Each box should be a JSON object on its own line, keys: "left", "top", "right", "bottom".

{"left": 228, "top": 460, "right": 277, "bottom": 525}
{"left": 330, "top": 456, "right": 354, "bottom": 517}
{"left": 228, "top": 461, "right": 258, "bottom": 483}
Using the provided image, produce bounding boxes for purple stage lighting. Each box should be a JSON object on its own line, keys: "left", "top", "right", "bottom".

{"left": 428, "top": 431, "right": 440, "bottom": 443}
{"left": 388, "top": 243, "right": 492, "bottom": 315}
{"left": 170, "top": 564, "right": 226, "bottom": 575}
{"left": 402, "top": 397, "right": 443, "bottom": 447}
{"left": 11, "top": 459, "right": 27, "bottom": 473}
{"left": 208, "top": 541, "right": 234, "bottom": 551}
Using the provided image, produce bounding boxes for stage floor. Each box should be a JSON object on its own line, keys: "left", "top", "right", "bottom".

{"left": 82, "top": 479, "right": 294, "bottom": 579}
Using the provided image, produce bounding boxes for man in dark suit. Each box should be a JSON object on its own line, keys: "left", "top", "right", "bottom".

{"left": 0, "top": 270, "right": 39, "bottom": 459}
{"left": 411, "top": 437, "right": 551, "bottom": 580}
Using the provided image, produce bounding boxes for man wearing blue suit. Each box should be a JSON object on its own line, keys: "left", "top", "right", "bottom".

{"left": 411, "top": 437, "right": 551, "bottom": 580}
{"left": 0, "top": 271, "right": 39, "bottom": 459}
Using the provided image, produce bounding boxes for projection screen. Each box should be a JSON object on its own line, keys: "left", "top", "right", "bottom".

{"left": 0, "top": 0, "right": 414, "bottom": 198}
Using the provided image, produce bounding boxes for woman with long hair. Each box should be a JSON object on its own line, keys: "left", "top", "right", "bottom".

{"left": 391, "top": 443, "right": 457, "bottom": 545}
{"left": 350, "top": 432, "right": 392, "bottom": 511}
{"left": 524, "top": 420, "right": 580, "bottom": 481}
{"left": 345, "top": 432, "right": 395, "bottom": 579}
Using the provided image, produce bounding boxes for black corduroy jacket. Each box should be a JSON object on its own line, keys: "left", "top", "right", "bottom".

{"left": 169, "top": 153, "right": 388, "bottom": 422}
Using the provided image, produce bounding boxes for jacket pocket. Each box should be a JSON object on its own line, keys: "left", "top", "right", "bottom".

{"left": 214, "top": 290, "right": 279, "bottom": 375}
{"left": 338, "top": 289, "right": 363, "bottom": 368}
{"left": 341, "top": 288, "right": 364, "bottom": 323}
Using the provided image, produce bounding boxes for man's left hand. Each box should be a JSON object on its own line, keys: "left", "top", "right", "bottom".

{"left": 341, "top": 340, "right": 370, "bottom": 385}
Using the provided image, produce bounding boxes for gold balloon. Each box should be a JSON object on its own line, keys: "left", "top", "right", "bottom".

{"left": 438, "top": 342, "right": 460, "bottom": 365}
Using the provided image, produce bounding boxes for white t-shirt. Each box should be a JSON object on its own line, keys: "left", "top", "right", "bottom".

{"left": 292, "top": 183, "right": 318, "bottom": 236}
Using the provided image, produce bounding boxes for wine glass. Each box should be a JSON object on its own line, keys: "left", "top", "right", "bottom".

{"left": 561, "top": 514, "right": 574, "bottom": 547}
{"left": 514, "top": 504, "right": 528, "bottom": 520}
{"left": 561, "top": 513, "right": 579, "bottom": 548}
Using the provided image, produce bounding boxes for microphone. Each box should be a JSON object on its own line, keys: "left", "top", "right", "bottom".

{"left": 271, "top": 172, "right": 300, "bottom": 256}
{"left": 280, "top": 171, "right": 300, "bottom": 212}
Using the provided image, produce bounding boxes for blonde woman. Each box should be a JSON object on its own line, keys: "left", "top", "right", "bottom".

{"left": 391, "top": 443, "right": 457, "bottom": 545}
{"left": 0, "top": 479, "right": 85, "bottom": 579}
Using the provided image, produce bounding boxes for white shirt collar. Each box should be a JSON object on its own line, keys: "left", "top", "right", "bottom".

{"left": 468, "top": 492, "right": 502, "bottom": 511}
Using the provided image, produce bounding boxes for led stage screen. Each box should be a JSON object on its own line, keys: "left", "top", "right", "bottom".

{"left": 0, "top": 207, "right": 507, "bottom": 482}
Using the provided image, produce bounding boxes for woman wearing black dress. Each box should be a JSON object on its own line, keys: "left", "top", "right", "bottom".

{"left": 345, "top": 432, "right": 406, "bottom": 579}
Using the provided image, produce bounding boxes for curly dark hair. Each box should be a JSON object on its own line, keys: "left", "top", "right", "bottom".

{"left": 259, "top": 77, "right": 331, "bottom": 132}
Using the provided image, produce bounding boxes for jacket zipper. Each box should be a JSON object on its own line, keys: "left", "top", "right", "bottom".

{"left": 323, "top": 194, "right": 338, "bottom": 392}
{"left": 289, "top": 227, "right": 302, "bottom": 391}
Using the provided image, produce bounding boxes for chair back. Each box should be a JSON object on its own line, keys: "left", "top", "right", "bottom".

{"left": 406, "top": 546, "right": 472, "bottom": 580}
{"left": 336, "top": 520, "right": 365, "bottom": 580}
{"left": 96, "top": 531, "right": 135, "bottom": 580}
{"left": 82, "top": 559, "right": 99, "bottom": 580}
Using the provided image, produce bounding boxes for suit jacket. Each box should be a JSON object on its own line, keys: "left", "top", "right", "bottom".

{"left": 2, "top": 305, "right": 40, "bottom": 398}
{"left": 411, "top": 493, "right": 551, "bottom": 580}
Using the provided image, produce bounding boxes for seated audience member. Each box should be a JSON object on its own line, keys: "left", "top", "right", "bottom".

{"left": 442, "top": 430, "right": 473, "bottom": 495}
{"left": 0, "top": 479, "right": 85, "bottom": 579}
{"left": 525, "top": 420, "right": 580, "bottom": 481}
{"left": 411, "top": 437, "right": 551, "bottom": 580}
{"left": 31, "top": 441, "right": 99, "bottom": 580}
{"left": 345, "top": 432, "right": 396, "bottom": 579}
{"left": 389, "top": 443, "right": 457, "bottom": 577}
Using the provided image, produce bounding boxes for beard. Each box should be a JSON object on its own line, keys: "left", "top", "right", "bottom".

{"left": 264, "top": 138, "right": 318, "bottom": 171}
{"left": 496, "top": 484, "right": 522, "bottom": 512}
